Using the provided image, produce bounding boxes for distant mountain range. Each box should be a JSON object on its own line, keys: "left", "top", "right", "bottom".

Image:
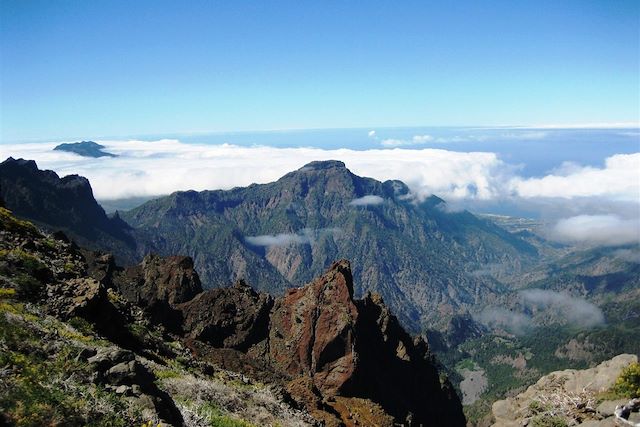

{"left": 0, "top": 157, "right": 538, "bottom": 331}
{"left": 121, "top": 160, "right": 538, "bottom": 331}
{"left": 53, "top": 141, "right": 117, "bottom": 158}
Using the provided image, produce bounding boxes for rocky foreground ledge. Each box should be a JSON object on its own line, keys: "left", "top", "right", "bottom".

{"left": 492, "top": 354, "right": 639, "bottom": 427}
{"left": 0, "top": 206, "right": 464, "bottom": 426}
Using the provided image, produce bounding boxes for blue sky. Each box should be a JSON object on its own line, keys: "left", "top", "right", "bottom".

{"left": 1, "top": 0, "right": 639, "bottom": 142}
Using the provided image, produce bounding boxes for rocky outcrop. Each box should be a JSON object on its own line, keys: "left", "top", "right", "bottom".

{"left": 115, "top": 254, "right": 202, "bottom": 305}
{"left": 180, "top": 279, "right": 273, "bottom": 351}
{"left": 269, "top": 260, "right": 358, "bottom": 396}
{"left": 270, "top": 260, "right": 465, "bottom": 426}
{"left": 114, "top": 254, "right": 202, "bottom": 328}
{"left": 110, "top": 255, "right": 465, "bottom": 425}
{"left": 82, "top": 347, "right": 182, "bottom": 425}
{"left": 492, "top": 354, "right": 639, "bottom": 427}
{"left": 46, "top": 277, "right": 105, "bottom": 319}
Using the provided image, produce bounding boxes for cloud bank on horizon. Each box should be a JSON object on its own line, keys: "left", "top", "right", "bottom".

{"left": 1, "top": 139, "right": 638, "bottom": 246}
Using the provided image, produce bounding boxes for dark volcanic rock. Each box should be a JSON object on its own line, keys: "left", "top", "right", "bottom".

{"left": 117, "top": 254, "right": 202, "bottom": 306}
{"left": 349, "top": 292, "right": 466, "bottom": 426}
{"left": 81, "top": 249, "right": 118, "bottom": 287}
{"left": 0, "top": 157, "right": 136, "bottom": 263}
{"left": 114, "top": 254, "right": 203, "bottom": 329}
{"left": 180, "top": 279, "right": 273, "bottom": 351}
{"left": 46, "top": 277, "right": 105, "bottom": 320}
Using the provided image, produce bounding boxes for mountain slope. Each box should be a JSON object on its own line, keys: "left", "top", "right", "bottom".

{"left": 0, "top": 157, "right": 137, "bottom": 264}
{"left": 123, "top": 160, "right": 537, "bottom": 330}
{"left": 0, "top": 206, "right": 464, "bottom": 426}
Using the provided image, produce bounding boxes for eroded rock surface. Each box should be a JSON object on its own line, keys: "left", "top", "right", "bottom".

{"left": 269, "top": 260, "right": 358, "bottom": 396}
{"left": 492, "top": 354, "right": 638, "bottom": 427}
{"left": 180, "top": 279, "right": 273, "bottom": 351}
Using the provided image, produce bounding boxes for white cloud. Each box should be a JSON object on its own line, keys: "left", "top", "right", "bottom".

{"left": 613, "top": 248, "right": 640, "bottom": 264}
{"left": 411, "top": 134, "right": 434, "bottom": 144}
{"left": 476, "top": 289, "right": 606, "bottom": 334}
{"left": 1, "top": 139, "right": 638, "bottom": 243}
{"left": 349, "top": 195, "right": 384, "bottom": 206}
{"left": 432, "top": 131, "right": 548, "bottom": 144}
{"left": 380, "top": 138, "right": 409, "bottom": 147}
{"left": 245, "top": 228, "right": 341, "bottom": 247}
{"left": 474, "top": 307, "right": 532, "bottom": 335}
{"left": 0, "top": 139, "right": 511, "bottom": 202}
{"left": 245, "top": 233, "right": 311, "bottom": 247}
{"left": 520, "top": 289, "right": 605, "bottom": 328}
{"left": 380, "top": 134, "right": 434, "bottom": 147}
{"left": 380, "top": 131, "right": 547, "bottom": 146}
{"left": 552, "top": 214, "right": 640, "bottom": 246}
{"left": 511, "top": 153, "right": 640, "bottom": 202}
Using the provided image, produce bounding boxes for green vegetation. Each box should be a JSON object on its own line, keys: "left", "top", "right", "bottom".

{"left": 0, "top": 207, "right": 38, "bottom": 235}
{"left": 0, "top": 248, "right": 49, "bottom": 301}
{"left": 178, "top": 399, "right": 255, "bottom": 427}
{"left": 455, "top": 358, "right": 476, "bottom": 371}
{"left": 528, "top": 400, "right": 552, "bottom": 415}
{"left": 0, "top": 299, "right": 134, "bottom": 426}
{"left": 68, "top": 316, "right": 97, "bottom": 336}
{"left": 612, "top": 362, "right": 640, "bottom": 398}
{"left": 154, "top": 367, "right": 183, "bottom": 380}
{"left": 529, "top": 415, "right": 568, "bottom": 427}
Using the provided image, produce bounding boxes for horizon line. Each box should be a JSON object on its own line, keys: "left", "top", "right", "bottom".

{"left": 2, "top": 121, "right": 638, "bottom": 145}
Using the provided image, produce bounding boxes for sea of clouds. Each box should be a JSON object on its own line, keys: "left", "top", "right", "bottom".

{"left": 1, "top": 139, "right": 638, "bottom": 246}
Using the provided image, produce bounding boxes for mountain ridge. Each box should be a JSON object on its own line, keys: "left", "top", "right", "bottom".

{"left": 123, "top": 159, "right": 537, "bottom": 331}
{"left": 0, "top": 157, "right": 136, "bottom": 264}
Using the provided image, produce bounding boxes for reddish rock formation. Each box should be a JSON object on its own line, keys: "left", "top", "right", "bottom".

{"left": 86, "top": 252, "right": 464, "bottom": 426}
{"left": 269, "top": 259, "right": 358, "bottom": 396}
{"left": 269, "top": 260, "right": 465, "bottom": 426}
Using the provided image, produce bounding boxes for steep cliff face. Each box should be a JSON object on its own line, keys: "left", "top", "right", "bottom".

{"left": 0, "top": 157, "right": 136, "bottom": 263}
{"left": 268, "top": 260, "right": 466, "bottom": 426}
{"left": 349, "top": 292, "right": 465, "bottom": 426}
